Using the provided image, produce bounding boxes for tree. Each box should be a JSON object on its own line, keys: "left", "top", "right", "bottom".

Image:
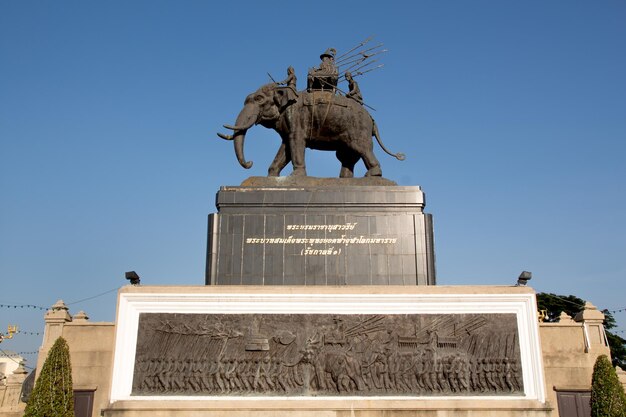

{"left": 536, "top": 292, "right": 585, "bottom": 322}
{"left": 590, "top": 354, "right": 626, "bottom": 417}
{"left": 537, "top": 293, "right": 626, "bottom": 369}
{"left": 602, "top": 309, "right": 626, "bottom": 370}
{"left": 24, "top": 336, "right": 74, "bottom": 417}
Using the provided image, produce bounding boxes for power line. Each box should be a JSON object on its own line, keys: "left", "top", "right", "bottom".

{"left": 0, "top": 348, "right": 34, "bottom": 370}
{"left": 538, "top": 293, "right": 626, "bottom": 315}
{"left": 1, "top": 286, "right": 121, "bottom": 312}
{"left": 66, "top": 286, "right": 120, "bottom": 305}
{"left": 538, "top": 292, "right": 586, "bottom": 308}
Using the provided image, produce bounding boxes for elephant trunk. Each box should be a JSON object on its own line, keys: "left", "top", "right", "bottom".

{"left": 232, "top": 104, "right": 259, "bottom": 170}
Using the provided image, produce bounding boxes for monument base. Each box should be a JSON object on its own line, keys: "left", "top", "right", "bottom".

{"left": 102, "top": 398, "right": 552, "bottom": 417}
{"left": 108, "top": 285, "right": 548, "bottom": 415}
{"left": 206, "top": 177, "right": 435, "bottom": 286}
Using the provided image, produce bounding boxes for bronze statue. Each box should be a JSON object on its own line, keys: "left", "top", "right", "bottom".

{"left": 218, "top": 84, "right": 404, "bottom": 177}
{"left": 344, "top": 71, "right": 363, "bottom": 104}
{"left": 307, "top": 48, "right": 338, "bottom": 91}
{"left": 278, "top": 66, "right": 297, "bottom": 92}
{"left": 217, "top": 42, "right": 404, "bottom": 178}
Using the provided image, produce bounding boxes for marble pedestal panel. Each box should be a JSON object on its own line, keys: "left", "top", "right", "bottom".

{"left": 205, "top": 178, "right": 435, "bottom": 286}
{"left": 107, "top": 285, "right": 548, "bottom": 417}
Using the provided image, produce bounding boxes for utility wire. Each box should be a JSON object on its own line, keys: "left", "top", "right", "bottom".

{"left": 538, "top": 292, "right": 626, "bottom": 314}
{"left": 538, "top": 292, "right": 586, "bottom": 308}
{"left": 66, "top": 286, "right": 120, "bottom": 306}
{"left": 0, "top": 347, "right": 34, "bottom": 370}
{"left": 1, "top": 285, "right": 121, "bottom": 311}
{"left": 538, "top": 292, "right": 624, "bottom": 333}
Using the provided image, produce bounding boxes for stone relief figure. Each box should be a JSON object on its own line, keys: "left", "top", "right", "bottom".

{"left": 132, "top": 313, "right": 524, "bottom": 397}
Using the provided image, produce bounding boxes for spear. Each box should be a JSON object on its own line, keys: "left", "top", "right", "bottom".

{"left": 351, "top": 64, "right": 385, "bottom": 78}
{"left": 337, "top": 55, "right": 368, "bottom": 69}
{"left": 336, "top": 36, "right": 374, "bottom": 61}
{"left": 336, "top": 47, "right": 386, "bottom": 68}
{"left": 350, "top": 58, "right": 382, "bottom": 74}
{"left": 336, "top": 43, "right": 384, "bottom": 64}
{"left": 337, "top": 47, "right": 388, "bottom": 69}
{"left": 342, "top": 58, "right": 381, "bottom": 76}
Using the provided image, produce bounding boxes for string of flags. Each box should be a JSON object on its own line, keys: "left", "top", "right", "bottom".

{"left": 17, "top": 330, "right": 42, "bottom": 336}
{"left": 607, "top": 307, "right": 626, "bottom": 314}
{"left": 0, "top": 304, "right": 47, "bottom": 311}
{"left": 1, "top": 350, "right": 38, "bottom": 357}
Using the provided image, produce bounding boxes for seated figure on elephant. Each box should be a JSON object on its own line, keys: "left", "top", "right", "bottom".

{"left": 307, "top": 48, "right": 338, "bottom": 92}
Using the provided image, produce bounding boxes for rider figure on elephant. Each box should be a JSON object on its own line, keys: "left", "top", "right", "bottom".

{"left": 307, "top": 48, "right": 338, "bottom": 92}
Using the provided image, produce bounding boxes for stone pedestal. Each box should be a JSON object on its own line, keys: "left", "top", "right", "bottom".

{"left": 206, "top": 177, "right": 435, "bottom": 286}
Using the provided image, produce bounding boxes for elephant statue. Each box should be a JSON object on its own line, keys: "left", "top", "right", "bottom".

{"left": 217, "top": 83, "right": 405, "bottom": 178}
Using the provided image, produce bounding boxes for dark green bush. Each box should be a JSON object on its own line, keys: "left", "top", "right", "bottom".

{"left": 24, "top": 337, "right": 74, "bottom": 417}
{"left": 590, "top": 354, "right": 626, "bottom": 417}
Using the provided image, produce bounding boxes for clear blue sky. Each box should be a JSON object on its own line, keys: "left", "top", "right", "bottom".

{"left": 1, "top": 1, "right": 625, "bottom": 367}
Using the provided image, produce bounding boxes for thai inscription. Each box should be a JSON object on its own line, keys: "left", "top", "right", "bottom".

{"left": 132, "top": 313, "right": 524, "bottom": 396}
{"left": 244, "top": 222, "right": 398, "bottom": 256}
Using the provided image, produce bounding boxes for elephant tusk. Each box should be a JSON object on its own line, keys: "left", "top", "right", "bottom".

{"left": 217, "top": 132, "right": 234, "bottom": 141}
{"left": 223, "top": 124, "right": 251, "bottom": 131}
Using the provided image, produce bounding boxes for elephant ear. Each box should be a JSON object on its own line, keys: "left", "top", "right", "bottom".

{"left": 274, "top": 87, "right": 298, "bottom": 110}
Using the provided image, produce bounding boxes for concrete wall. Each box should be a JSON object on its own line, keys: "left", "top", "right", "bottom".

{"left": 62, "top": 320, "right": 116, "bottom": 414}
{"left": 539, "top": 304, "right": 611, "bottom": 417}
{"left": 33, "top": 302, "right": 116, "bottom": 417}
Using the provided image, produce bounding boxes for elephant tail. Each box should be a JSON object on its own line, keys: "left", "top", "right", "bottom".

{"left": 372, "top": 119, "right": 405, "bottom": 161}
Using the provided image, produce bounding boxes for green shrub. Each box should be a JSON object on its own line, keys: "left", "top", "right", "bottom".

{"left": 24, "top": 336, "right": 74, "bottom": 417}
{"left": 590, "top": 354, "right": 626, "bottom": 417}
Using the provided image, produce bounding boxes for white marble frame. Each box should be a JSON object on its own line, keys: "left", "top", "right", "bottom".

{"left": 110, "top": 291, "right": 545, "bottom": 403}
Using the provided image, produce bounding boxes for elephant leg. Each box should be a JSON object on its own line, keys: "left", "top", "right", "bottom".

{"left": 349, "top": 140, "right": 382, "bottom": 177}
{"left": 336, "top": 149, "right": 359, "bottom": 178}
{"left": 362, "top": 149, "right": 382, "bottom": 177}
{"left": 288, "top": 134, "right": 307, "bottom": 176}
{"left": 268, "top": 142, "right": 291, "bottom": 177}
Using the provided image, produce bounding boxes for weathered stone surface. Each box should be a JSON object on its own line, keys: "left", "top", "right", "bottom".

{"left": 132, "top": 312, "right": 522, "bottom": 397}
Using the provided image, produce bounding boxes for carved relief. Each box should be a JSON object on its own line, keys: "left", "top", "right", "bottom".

{"left": 132, "top": 313, "right": 523, "bottom": 396}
